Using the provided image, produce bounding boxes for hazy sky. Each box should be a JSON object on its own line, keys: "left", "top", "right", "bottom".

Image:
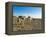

{"left": 13, "top": 6, "right": 42, "bottom": 18}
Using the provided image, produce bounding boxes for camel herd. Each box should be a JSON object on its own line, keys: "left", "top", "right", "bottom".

{"left": 13, "top": 16, "right": 33, "bottom": 31}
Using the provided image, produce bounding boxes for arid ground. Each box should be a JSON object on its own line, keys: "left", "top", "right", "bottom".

{"left": 13, "top": 16, "right": 42, "bottom": 32}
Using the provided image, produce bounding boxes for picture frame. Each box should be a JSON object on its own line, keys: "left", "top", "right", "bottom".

{"left": 5, "top": 2, "right": 45, "bottom": 35}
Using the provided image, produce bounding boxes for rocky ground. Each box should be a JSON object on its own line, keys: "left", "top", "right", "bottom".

{"left": 13, "top": 16, "right": 42, "bottom": 32}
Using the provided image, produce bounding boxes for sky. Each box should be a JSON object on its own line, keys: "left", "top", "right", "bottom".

{"left": 13, "top": 6, "right": 42, "bottom": 18}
